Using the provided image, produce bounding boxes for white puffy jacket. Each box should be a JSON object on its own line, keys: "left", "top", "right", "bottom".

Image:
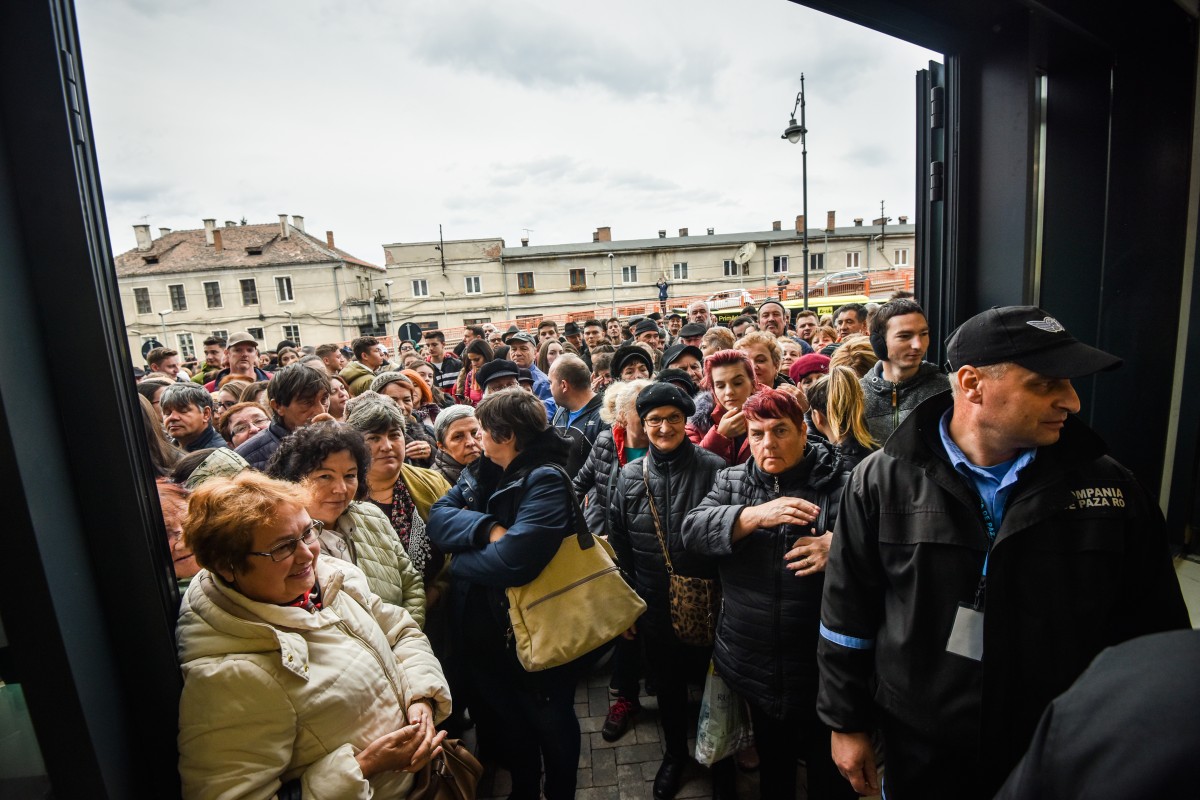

{"left": 176, "top": 557, "right": 451, "bottom": 800}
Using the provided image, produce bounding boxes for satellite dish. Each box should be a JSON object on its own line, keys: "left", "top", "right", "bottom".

{"left": 141, "top": 339, "right": 163, "bottom": 359}
{"left": 733, "top": 242, "right": 757, "bottom": 265}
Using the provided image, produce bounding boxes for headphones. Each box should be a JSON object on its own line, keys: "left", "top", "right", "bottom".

{"left": 869, "top": 317, "right": 889, "bottom": 361}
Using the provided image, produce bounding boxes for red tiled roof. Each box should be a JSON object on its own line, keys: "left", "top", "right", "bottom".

{"left": 113, "top": 223, "right": 382, "bottom": 276}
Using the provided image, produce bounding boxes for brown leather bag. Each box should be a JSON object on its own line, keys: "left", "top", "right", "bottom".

{"left": 644, "top": 465, "right": 720, "bottom": 646}
{"left": 408, "top": 739, "right": 483, "bottom": 800}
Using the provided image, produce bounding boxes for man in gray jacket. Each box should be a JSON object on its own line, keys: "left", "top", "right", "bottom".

{"left": 860, "top": 298, "right": 949, "bottom": 444}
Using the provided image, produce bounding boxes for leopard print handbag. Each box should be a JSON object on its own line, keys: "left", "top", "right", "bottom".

{"left": 645, "top": 466, "right": 720, "bottom": 646}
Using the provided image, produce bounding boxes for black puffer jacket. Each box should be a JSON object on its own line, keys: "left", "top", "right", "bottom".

{"left": 682, "top": 440, "right": 850, "bottom": 718}
{"left": 608, "top": 439, "right": 726, "bottom": 638}
{"left": 573, "top": 426, "right": 633, "bottom": 534}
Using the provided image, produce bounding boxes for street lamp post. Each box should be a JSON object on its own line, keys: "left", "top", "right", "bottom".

{"left": 607, "top": 253, "right": 616, "bottom": 317}
{"left": 157, "top": 308, "right": 172, "bottom": 344}
{"left": 383, "top": 280, "right": 394, "bottom": 337}
{"left": 781, "top": 74, "right": 810, "bottom": 311}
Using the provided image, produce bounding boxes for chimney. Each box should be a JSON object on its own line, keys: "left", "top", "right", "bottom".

{"left": 158, "top": 227, "right": 171, "bottom": 238}
{"left": 899, "top": 215, "right": 908, "bottom": 224}
{"left": 854, "top": 217, "right": 864, "bottom": 226}
{"left": 520, "top": 237, "right": 529, "bottom": 247}
{"left": 203, "top": 218, "right": 216, "bottom": 246}
{"left": 225, "top": 220, "right": 236, "bottom": 227}
{"left": 707, "top": 228, "right": 715, "bottom": 235}
{"left": 133, "top": 224, "right": 152, "bottom": 251}
{"left": 658, "top": 230, "right": 667, "bottom": 238}
{"left": 596, "top": 226, "right": 612, "bottom": 242}
{"left": 826, "top": 211, "right": 836, "bottom": 232}
{"left": 326, "top": 230, "right": 335, "bottom": 248}
{"left": 772, "top": 220, "right": 782, "bottom": 231}
{"left": 678, "top": 227, "right": 688, "bottom": 237}
{"left": 795, "top": 215, "right": 805, "bottom": 234}
{"left": 213, "top": 228, "right": 224, "bottom": 252}
{"left": 292, "top": 214, "right": 305, "bottom": 233}
{"left": 279, "top": 214, "right": 289, "bottom": 239}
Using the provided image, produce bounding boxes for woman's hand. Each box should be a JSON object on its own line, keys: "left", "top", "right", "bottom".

{"left": 750, "top": 496, "right": 820, "bottom": 529}
{"left": 425, "top": 585, "right": 442, "bottom": 609}
{"left": 405, "top": 440, "right": 432, "bottom": 461}
{"left": 716, "top": 408, "right": 747, "bottom": 439}
{"left": 354, "top": 724, "right": 423, "bottom": 778}
{"left": 488, "top": 524, "right": 509, "bottom": 543}
{"left": 785, "top": 530, "right": 833, "bottom": 576}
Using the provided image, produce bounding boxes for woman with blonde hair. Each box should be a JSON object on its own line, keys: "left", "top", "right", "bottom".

{"left": 804, "top": 365, "right": 877, "bottom": 469}
{"left": 828, "top": 335, "right": 878, "bottom": 378}
{"left": 735, "top": 330, "right": 788, "bottom": 389}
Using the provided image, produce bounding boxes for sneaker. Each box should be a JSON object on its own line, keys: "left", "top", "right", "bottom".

{"left": 601, "top": 697, "right": 640, "bottom": 742}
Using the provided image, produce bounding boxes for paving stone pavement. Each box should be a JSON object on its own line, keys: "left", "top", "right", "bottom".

{"left": 461, "top": 660, "right": 872, "bottom": 799}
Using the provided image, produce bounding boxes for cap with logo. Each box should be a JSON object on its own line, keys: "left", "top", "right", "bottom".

{"left": 945, "top": 306, "right": 1122, "bottom": 379}
{"left": 507, "top": 331, "right": 538, "bottom": 347}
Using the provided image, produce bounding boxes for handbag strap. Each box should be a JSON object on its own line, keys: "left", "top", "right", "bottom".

{"left": 642, "top": 461, "right": 675, "bottom": 575}
{"left": 536, "top": 463, "right": 595, "bottom": 550}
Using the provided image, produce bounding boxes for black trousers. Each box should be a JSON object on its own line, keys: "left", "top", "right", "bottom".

{"left": 641, "top": 630, "right": 711, "bottom": 759}
{"left": 746, "top": 700, "right": 857, "bottom": 800}
{"left": 877, "top": 712, "right": 986, "bottom": 799}
{"left": 465, "top": 660, "right": 580, "bottom": 800}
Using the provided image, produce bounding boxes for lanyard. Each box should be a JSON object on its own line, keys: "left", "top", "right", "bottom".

{"left": 971, "top": 497, "right": 997, "bottom": 611}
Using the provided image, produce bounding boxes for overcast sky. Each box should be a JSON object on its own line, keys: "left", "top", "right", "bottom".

{"left": 77, "top": 0, "right": 940, "bottom": 266}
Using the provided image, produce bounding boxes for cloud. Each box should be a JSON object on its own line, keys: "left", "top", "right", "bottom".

{"left": 399, "top": 2, "right": 722, "bottom": 98}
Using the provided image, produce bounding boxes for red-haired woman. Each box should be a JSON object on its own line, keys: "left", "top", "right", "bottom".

{"left": 686, "top": 349, "right": 762, "bottom": 466}
{"left": 683, "top": 388, "right": 856, "bottom": 800}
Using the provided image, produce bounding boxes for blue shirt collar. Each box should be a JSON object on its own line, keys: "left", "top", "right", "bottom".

{"left": 938, "top": 408, "right": 1036, "bottom": 529}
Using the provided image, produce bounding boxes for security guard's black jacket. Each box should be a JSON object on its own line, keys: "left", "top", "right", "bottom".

{"left": 817, "top": 390, "right": 1190, "bottom": 794}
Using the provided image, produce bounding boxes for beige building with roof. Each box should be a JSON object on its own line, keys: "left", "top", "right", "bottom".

{"left": 381, "top": 212, "right": 916, "bottom": 333}
{"left": 115, "top": 215, "right": 386, "bottom": 365}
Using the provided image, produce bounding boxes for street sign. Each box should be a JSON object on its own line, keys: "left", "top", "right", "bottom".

{"left": 141, "top": 339, "right": 162, "bottom": 360}
{"left": 397, "top": 322, "right": 423, "bottom": 342}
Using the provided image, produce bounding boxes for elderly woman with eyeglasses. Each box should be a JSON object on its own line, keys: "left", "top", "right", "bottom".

{"left": 607, "top": 382, "right": 731, "bottom": 798}
{"left": 176, "top": 471, "right": 451, "bottom": 800}
{"left": 345, "top": 393, "right": 452, "bottom": 609}
{"left": 267, "top": 420, "right": 426, "bottom": 626}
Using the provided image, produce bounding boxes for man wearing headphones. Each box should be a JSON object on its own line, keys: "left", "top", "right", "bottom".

{"left": 860, "top": 298, "right": 949, "bottom": 444}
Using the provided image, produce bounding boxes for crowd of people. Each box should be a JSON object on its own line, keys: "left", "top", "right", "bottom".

{"left": 138, "top": 290, "right": 1191, "bottom": 800}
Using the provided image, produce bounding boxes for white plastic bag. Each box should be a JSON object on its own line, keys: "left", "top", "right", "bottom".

{"left": 694, "top": 661, "right": 754, "bottom": 766}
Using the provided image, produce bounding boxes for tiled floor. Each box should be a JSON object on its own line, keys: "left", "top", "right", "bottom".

{"left": 468, "top": 557, "right": 1200, "bottom": 799}
{"left": 470, "top": 662, "right": 765, "bottom": 800}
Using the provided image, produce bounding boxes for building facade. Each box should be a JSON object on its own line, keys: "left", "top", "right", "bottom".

{"left": 381, "top": 211, "right": 916, "bottom": 333}
{"left": 114, "top": 215, "right": 385, "bottom": 364}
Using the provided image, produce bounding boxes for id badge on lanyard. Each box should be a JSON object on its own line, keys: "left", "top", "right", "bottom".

{"left": 946, "top": 498, "right": 995, "bottom": 662}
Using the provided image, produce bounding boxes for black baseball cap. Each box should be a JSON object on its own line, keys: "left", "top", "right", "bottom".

{"left": 945, "top": 306, "right": 1122, "bottom": 379}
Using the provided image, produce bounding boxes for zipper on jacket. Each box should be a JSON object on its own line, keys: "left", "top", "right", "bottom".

{"left": 892, "top": 386, "right": 899, "bottom": 432}
{"left": 337, "top": 621, "right": 405, "bottom": 710}
{"left": 772, "top": 474, "right": 784, "bottom": 711}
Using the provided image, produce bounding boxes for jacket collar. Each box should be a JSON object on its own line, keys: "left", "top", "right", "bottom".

{"left": 181, "top": 558, "right": 353, "bottom": 681}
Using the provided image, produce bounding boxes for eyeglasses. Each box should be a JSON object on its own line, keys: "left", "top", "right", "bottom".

{"left": 247, "top": 520, "right": 323, "bottom": 562}
{"left": 216, "top": 400, "right": 237, "bottom": 412}
{"left": 644, "top": 413, "right": 685, "bottom": 428}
